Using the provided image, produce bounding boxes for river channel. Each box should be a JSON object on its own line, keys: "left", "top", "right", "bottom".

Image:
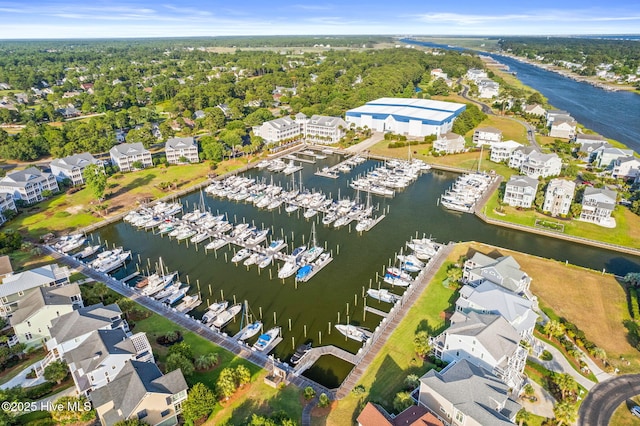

{"left": 91, "top": 154, "right": 640, "bottom": 388}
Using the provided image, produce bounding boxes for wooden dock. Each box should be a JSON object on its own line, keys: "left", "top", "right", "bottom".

{"left": 297, "top": 255, "right": 333, "bottom": 283}
{"left": 284, "top": 154, "right": 315, "bottom": 164}
{"left": 293, "top": 344, "right": 359, "bottom": 374}
{"left": 361, "top": 214, "right": 386, "bottom": 232}
{"left": 121, "top": 271, "right": 141, "bottom": 283}
{"left": 364, "top": 305, "right": 389, "bottom": 318}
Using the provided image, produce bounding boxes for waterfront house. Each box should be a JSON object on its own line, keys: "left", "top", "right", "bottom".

{"left": 9, "top": 284, "right": 82, "bottom": 348}
{"left": 503, "top": 175, "right": 538, "bottom": 208}
{"left": 50, "top": 153, "right": 104, "bottom": 186}
{"left": 466, "top": 69, "right": 488, "bottom": 83}
{"left": 429, "top": 312, "right": 527, "bottom": 391}
{"left": 577, "top": 141, "right": 610, "bottom": 162}
{"left": 455, "top": 282, "right": 537, "bottom": 343}
{"left": 523, "top": 104, "right": 546, "bottom": 117}
{"left": 542, "top": 178, "right": 576, "bottom": 217}
{"left": 165, "top": 137, "right": 199, "bottom": 164}
{"left": 418, "top": 359, "right": 521, "bottom": 426}
{"left": 579, "top": 187, "right": 617, "bottom": 226}
{"left": 0, "top": 264, "right": 70, "bottom": 318}
{"left": 298, "top": 113, "right": 348, "bottom": 144}
{"left": 549, "top": 118, "right": 577, "bottom": 139}
{"left": 357, "top": 402, "right": 443, "bottom": 426}
{"left": 42, "top": 303, "right": 129, "bottom": 373}
{"left": 477, "top": 78, "right": 499, "bottom": 99}
{"left": 575, "top": 133, "right": 607, "bottom": 146}
{"left": 109, "top": 142, "right": 152, "bottom": 172}
{"left": 0, "top": 167, "right": 59, "bottom": 204}
{"left": 507, "top": 146, "right": 536, "bottom": 169}
{"left": 0, "top": 191, "right": 17, "bottom": 224}
{"left": 90, "top": 360, "right": 188, "bottom": 426}
{"left": 519, "top": 151, "right": 562, "bottom": 179}
{"left": 252, "top": 116, "right": 301, "bottom": 144}
{"left": 473, "top": 127, "right": 502, "bottom": 147}
{"left": 433, "top": 133, "right": 465, "bottom": 154}
{"left": 489, "top": 140, "right": 522, "bottom": 163}
{"left": 546, "top": 110, "right": 572, "bottom": 125}
{"left": 462, "top": 252, "right": 531, "bottom": 294}
{"left": 593, "top": 147, "right": 635, "bottom": 168}
{"left": 65, "top": 329, "right": 153, "bottom": 395}
{"left": 612, "top": 157, "right": 640, "bottom": 180}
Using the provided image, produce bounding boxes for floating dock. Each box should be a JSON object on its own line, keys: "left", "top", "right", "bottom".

{"left": 296, "top": 255, "right": 333, "bottom": 283}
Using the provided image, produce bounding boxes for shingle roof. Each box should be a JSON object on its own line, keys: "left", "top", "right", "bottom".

{"left": 506, "top": 175, "right": 538, "bottom": 189}
{"left": 0, "top": 265, "right": 65, "bottom": 298}
{"left": 1, "top": 167, "right": 50, "bottom": 185}
{"left": 49, "top": 303, "right": 122, "bottom": 344}
{"left": 50, "top": 153, "right": 98, "bottom": 171}
{"left": 109, "top": 142, "right": 149, "bottom": 158}
{"left": 9, "top": 284, "right": 80, "bottom": 325}
{"left": 420, "top": 360, "right": 521, "bottom": 426}
{"left": 467, "top": 254, "right": 529, "bottom": 293}
{"left": 446, "top": 312, "right": 520, "bottom": 362}
{"left": 64, "top": 329, "right": 135, "bottom": 375}
{"left": 90, "top": 360, "right": 187, "bottom": 423}
{"left": 165, "top": 137, "right": 196, "bottom": 150}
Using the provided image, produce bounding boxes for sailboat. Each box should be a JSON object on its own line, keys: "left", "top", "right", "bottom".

{"left": 237, "top": 301, "right": 262, "bottom": 340}
{"left": 301, "top": 223, "right": 323, "bottom": 263}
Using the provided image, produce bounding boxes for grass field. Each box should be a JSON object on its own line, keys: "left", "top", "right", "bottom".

{"left": 5, "top": 159, "right": 248, "bottom": 240}
{"left": 483, "top": 190, "right": 640, "bottom": 249}
{"left": 320, "top": 246, "right": 461, "bottom": 425}
{"left": 472, "top": 115, "right": 529, "bottom": 144}
{"left": 464, "top": 242, "right": 640, "bottom": 373}
{"left": 610, "top": 396, "right": 640, "bottom": 426}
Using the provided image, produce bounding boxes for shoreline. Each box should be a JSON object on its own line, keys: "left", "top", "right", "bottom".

{"left": 493, "top": 52, "right": 639, "bottom": 95}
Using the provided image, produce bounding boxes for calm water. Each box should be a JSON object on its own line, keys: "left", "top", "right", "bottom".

{"left": 92, "top": 155, "right": 640, "bottom": 387}
{"left": 402, "top": 39, "right": 640, "bottom": 153}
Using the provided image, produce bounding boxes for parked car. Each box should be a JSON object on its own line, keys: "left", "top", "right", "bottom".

{"left": 631, "top": 405, "right": 640, "bottom": 417}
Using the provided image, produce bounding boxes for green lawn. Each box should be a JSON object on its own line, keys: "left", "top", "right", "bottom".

{"left": 0, "top": 350, "right": 46, "bottom": 386}
{"left": 324, "top": 254, "right": 459, "bottom": 425}
{"left": 610, "top": 396, "right": 640, "bottom": 426}
{"left": 483, "top": 191, "right": 640, "bottom": 249}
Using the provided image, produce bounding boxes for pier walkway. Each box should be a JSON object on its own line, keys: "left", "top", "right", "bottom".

{"left": 43, "top": 246, "right": 335, "bottom": 401}
{"left": 294, "top": 345, "right": 359, "bottom": 375}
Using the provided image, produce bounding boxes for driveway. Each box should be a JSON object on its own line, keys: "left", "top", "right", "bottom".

{"left": 345, "top": 132, "right": 385, "bottom": 154}
{"left": 579, "top": 374, "right": 640, "bottom": 426}
{"left": 0, "top": 360, "right": 46, "bottom": 390}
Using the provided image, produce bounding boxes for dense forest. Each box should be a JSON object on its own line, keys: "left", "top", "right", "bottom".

{"left": 498, "top": 37, "right": 640, "bottom": 78}
{"left": 0, "top": 38, "right": 484, "bottom": 161}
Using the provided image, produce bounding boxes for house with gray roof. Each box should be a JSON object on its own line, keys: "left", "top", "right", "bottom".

{"left": 546, "top": 109, "right": 572, "bottom": 125}
{"left": 579, "top": 187, "right": 617, "bottom": 227}
{"left": 473, "top": 127, "right": 502, "bottom": 147}
{"left": 90, "top": 360, "right": 188, "bottom": 426}
{"left": 433, "top": 133, "right": 465, "bottom": 154}
{"left": 418, "top": 359, "right": 521, "bottom": 426}
{"left": 165, "top": 137, "right": 199, "bottom": 164}
{"left": 462, "top": 252, "right": 531, "bottom": 294}
{"left": 575, "top": 133, "right": 607, "bottom": 146}
{"left": 456, "top": 281, "right": 537, "bottom": 342}
{"left": 507, "top": 146, "right": 537, "bottom": 170}
{"left": 429, "top": 312, "right": 527, "bottom": 391}
{"left": 9, "top": 284, "right": 82, "bottom": 348}
{"left": 542, "top": 178, "right": 576, "bottom": 217}
{"left": 503, "top": 175, "right": 538, "bottom": 208}
{"left": 299, "top": 114, "right": 348, "bottom": 144}
{"left": 0, "top": 191, "right": 16, "bottom": 224}
{"left": 612, "top": 157, "right": 640, "bottom": 180}
{"left": 519, "top": 151, "right": 562, "bottom": 179}
{"left": 593, "top": 147, "right": 634, "bottom": 168}
{"left": 0, "top": 167, "right": 59, "bottom": 204}
{"left": 252, "top": 116, "right": 301, "bottom": 144}
{"left": 0, "top": 264, "right": 70, "bottom": 318}
{"left": 549, "top": 118, "right": 577, "bottom": 139}
{"left": 489, "top": 140, "right": 522, "bottom": 163}
{"left": 65, "top": 329, "right": 153, "bottom": 395}
{"left": 477, "top": 78, "right": 499, "bottom": 99}
{"left": 39, "top": 303, "right": 129, "bottom": 376}
{"left": 523, "top": 104, "right": 546, "bottom": 117}
{"left": 109, "top": 142, "right": 152, "bottom": 172}
{"left": 50, "top": 153, "right": 104, "bottom": 186}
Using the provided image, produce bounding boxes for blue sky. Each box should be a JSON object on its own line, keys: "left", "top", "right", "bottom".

{"left": 0, "top": 1, "right": 639, "bottom": 39}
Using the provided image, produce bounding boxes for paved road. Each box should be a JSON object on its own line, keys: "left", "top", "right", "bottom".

{"left": 528, "top": 340, "right": 595, "bottom": 390}
{"left": 579, "top": 374, "right": 640, "bottom": 426}
{"left": 0, "top": 360, "right": 46, "bottom": 390}
{"left": 345, "top": 132, "right": 385, "bottom": 154}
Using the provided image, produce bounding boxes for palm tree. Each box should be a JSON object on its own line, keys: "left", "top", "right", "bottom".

{"left": 553, "top": 401, "right": 577, "bottom": 426}
{"left": 592, "top": 347, "right": 607, "bottom": 362}
{"left": 554, "top": 373, "right": 578, "bottom": 400}
{"left": 543, "top": 320, "right": 564, "bottom": 340}
{"left": 93, "top": 282, "right": 109, "bottom": 304}
{"left": 413, "top": 331, "right": 431, "bottom": 358}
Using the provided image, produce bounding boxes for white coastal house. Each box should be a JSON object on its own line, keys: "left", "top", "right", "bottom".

{"left": 542, "top": 178, "right": 576, "bottom": 217}
{"left": 477, "top": 78, "right": 500, "bottom": 99}
{"left": 579, "top": 187, "right": 617, "bottom": 227}
{"left": 462, "top": 252, "right": 532, "bottom": 294}
{"left": 546, "top": 110, "right": 572, "bottom": 125}
{"left": 433, "top": 133, "right": 465, "bottom": 154}
{"left": 509, "top": 148, "right": 562, "bottom": 179}
{"left": 50, "top": 153, "right": 104, "bottom": 186}
{"left": 9, "top": 284, "right": 83, "bottom": 348}
{"left": 489, "top": 140, "right": 523, "bottom": 163}
{"left": 0, "top": 191, "right": 17, "bottom": 224}
{"left": 0, "top": 167, "right": 59, "bottom": 204}
{"left": 429, "top": 312, "right": 527, "bottom": 391}
{"left": 65, "top": 329, "right": 153, "bottom": 395}
{"left": 466, "top": 68, "right": 488, "bottom": 83}
{"left": 502, "top": 175, "right": 538, "bottom": 208}
{"left": 345, "top": 98, "right": 466, "bottom": 138}
{"left": 418, "top": 359, "right": 521, "bottom": 426}
{"left": 523, "top": 104, "right": 546, "bottom": 117}
{"left": 297, "top": 113, "right": 348, "bottom": 144}
{"left": 593, "top": 147, "right": 635, "bottom": 168}
{"left": 165, "top": 137, "right": 199, "bottom": 164}
{"left": 252, "top": 116, "right": 301, "bottom": 144}
{"left": 549, "top": 118, "right": 577, "bottom": 139}
{"left": 0, "top": 264, "right": 71, "bottom": 318}
{"left": 109, "top": 142, "right": 152, "bottom": 172}
{"left": 612, "top": 157, "right": 640, "bottom": 180}
{"left": 473, "top": 127, "right": 502, "bottom": 147}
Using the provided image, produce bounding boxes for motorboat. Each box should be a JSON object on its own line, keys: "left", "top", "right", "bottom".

{"left": 285, "top": 204, "right": 299, "bottom": 213}
{"left": 295, "top": 265, "right": 313, "bottom": 281}
{"left": 243, "top": 252, "right": 262, "bottom": 267}
{"left": 383, "top": 273, "right": 411, "bottom": 287}
{"left": 278, "top": 261, "right": 299, "bottom": 279}
{"left": 231, "top": 248, "right": 252, "bottom": 263}
{"left": 205, "top": 238, "right": 228, "bottom": 251}
{"left": 290, "top": 342, "right": 312, "bottom": 364}
{"left": 238, "top": 321, "right": 263, "bottom": 341}
{"left": 386, "top": 267, "right": 413, "bottom": 281}
{"left": 175, "top": 294, "right": 202, "bottom": 313}
{"left": 74, "top": 244, "right": 101, "bottom": 259}
{"left": 258, "top": 255, "right": 273, "bottom": 269}
{"left": 152, "top": 281, "right": 182, "bottom": 299}
{"left": 367, "top": 288, "right": 400, "bottom": 304}
{"left": 161, "top": 286, "right": 189, "bottom": 305}
{"left": 253, "top": 327, "right": 281, "bottom": 352}
{"left": 335, "top": 324, "right": 371, "bottom": 342}
{"left": 211, "top": 303, "right": 242, "bottom": 329}
{"left": 96, "top": 251, "right": 131, "bottom": 273}
{"left": 303, "top": 208, "right": 318, "bottom": 219}
{"left": 201, "top": 301, "right": 229, "bottom": 324}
